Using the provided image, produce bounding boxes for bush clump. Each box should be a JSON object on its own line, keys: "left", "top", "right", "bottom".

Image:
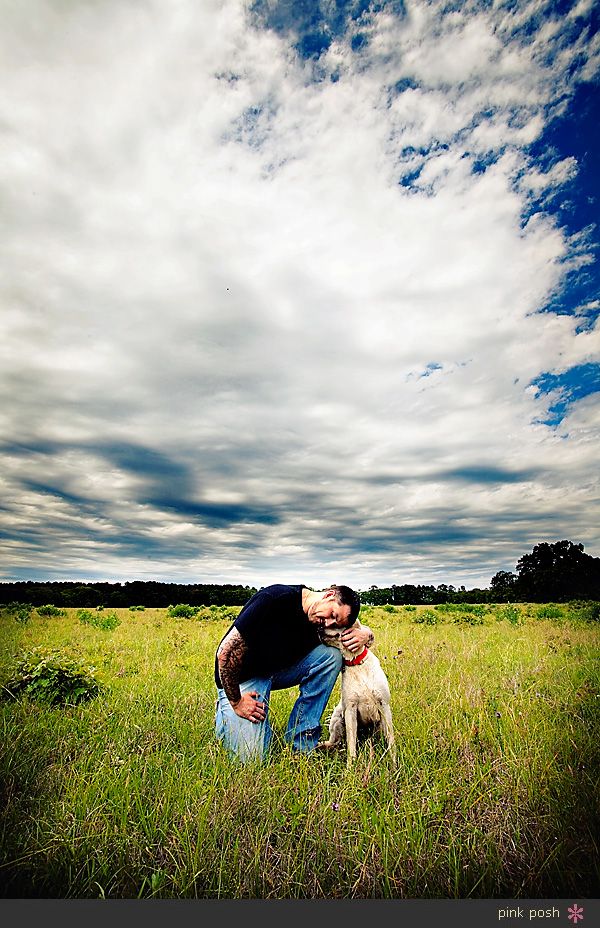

{"left": 77, "top": 609, "right": 121, "bottom": 631}
{"left": 413, "top": 609, "right": 440, "bottom": 625}
{"left": 569, "top": 601, "right": 600, "bottom": 622}
{"left": 167, "top": 604, "right": 200, "bottom": 619}
{"left": 37, "top": 604, "right": 67, "bottom": 617}
{"left": 453, "top": 612, "right": 486, "bottom": 625}
{"left": 497, "top": 605, "right": 522, "bottom": 625}
{"left": 167, "top": 604, "right": 239, "bottom": 621}
{"left": 536, "top": 604, "right": 564, "bottom": 620}
{"left": 584, "top": 601, "right": 600, "bottom": 622}
{"left": 14, "top": 608, "right": 32, "bottom": 625}
{"left": 2, "top": 647, "right": 103, "bottom": 705}
{"left": 210, "top": 605, "right": 239, "bottom": 621}
{"left": 2, "top": 602, "right": 33, "bottom": 624}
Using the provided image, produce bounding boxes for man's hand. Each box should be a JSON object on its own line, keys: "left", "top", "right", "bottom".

{"left": 341, "top": 623, "right": 374, "bottom": 654}
{"left": 232, "top": 691, "right": 266, "bottom": 723}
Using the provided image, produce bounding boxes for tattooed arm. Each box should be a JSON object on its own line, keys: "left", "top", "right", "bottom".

{"left": 217, "top": 628, "right": 266, "bottom": 722}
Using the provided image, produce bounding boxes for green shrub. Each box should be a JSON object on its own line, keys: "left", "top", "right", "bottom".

{"left": 460, "top": 604, "right": 487, "bottom": 616}
{"left": 77, "top": 609, "right": 121, "bottom": 631}
{"left": 498, "top": 605, "right": 522, "bottom": 625}
{"left": 404, "top": 605, "right": 416, "bottom": 612}
{"left": 453, "top": 612, "right": 486, "bottom": 625}
{"left": 210, "top": 605, "right": 238, "bottom": 621}
{"left": 413, "top": 609, "right": 440, "bottom": 625}
{"left": 77, "top": 609, "right": 95, "bottom": 624}
{"left": 570, "top": 601, "right": 600, "bottom": 622}
{"left": 382, "top": 604, "right": 396, "bottom": 613}
{"left": 167, "top": 604, "right": 199, "bottom": 619}
{"left": 98, "top": 611, "right": 120, "bottom": 630}
{"left": 2, "top": 647, "right": 103, "bottom": 705}
{"left": 536, "top": 604, "right": 564, "bottom": 620}
{"left": 37, "top": 605, "right": 67, "bottom": 617}
{"left": 128, "top": 605, "right": 146, "bottom": 612}
{"left": 3, "top": 602, "right": 33, "bottom": 624}
{"left": 14, "top": 608, "right": 32, "bottom": 625}
{"left": 585, "top": 601, "right": 600, "bottom": 622}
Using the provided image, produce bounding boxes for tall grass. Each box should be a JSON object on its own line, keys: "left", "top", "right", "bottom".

{"left": 0, "top": 603, "right": 598, "bottom": 898}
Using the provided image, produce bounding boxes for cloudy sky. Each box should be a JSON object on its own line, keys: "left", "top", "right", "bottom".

{"left": 1, "top": 0, "right": 599, "bottom": 591}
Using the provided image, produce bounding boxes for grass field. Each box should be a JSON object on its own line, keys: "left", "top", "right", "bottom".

{"left": 1, "top": 602, "right": 599, "bottom": 899}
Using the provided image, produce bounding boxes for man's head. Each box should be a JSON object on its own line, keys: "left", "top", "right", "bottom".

{"left": 305, "top": 584, "right": 361, "bottom": 634}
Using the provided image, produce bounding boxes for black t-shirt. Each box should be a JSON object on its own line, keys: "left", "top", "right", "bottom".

{"left": 214, "top": 584, "right": 320, "bottom": 688}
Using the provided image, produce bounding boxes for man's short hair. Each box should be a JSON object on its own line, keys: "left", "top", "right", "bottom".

{"left": 327, "top": 584, "right": 361, "bottom": 625}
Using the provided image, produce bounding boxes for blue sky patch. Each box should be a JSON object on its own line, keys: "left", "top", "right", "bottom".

{"left": 532, "top": 362, "right": 600, "bottom": 426}
{"left": 419, "top": 363, "right": 443, "bottom": 378}
{"left": 528, "top": 81, "right": 599, "bottom": 318}
{"left": 250, "top": 0, "right": 407, "bottom": 59}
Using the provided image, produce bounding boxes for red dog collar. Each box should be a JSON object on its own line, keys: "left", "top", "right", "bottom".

{"left": 343, "top": 646, "right": 369, "bottom": 666}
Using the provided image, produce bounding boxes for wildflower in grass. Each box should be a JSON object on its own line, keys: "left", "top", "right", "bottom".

{"left": 331, "top": 802, "right": 340, "bottom": 811}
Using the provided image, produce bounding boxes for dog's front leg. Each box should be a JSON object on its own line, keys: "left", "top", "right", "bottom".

{"left": 317, "top": 703, "right": 344, "bottom": 750}
{"left": 344, "top": 705, "right": 358, "bottom": 766}
{"left": 380, "top": 704, "right": 396, "bottom": 766}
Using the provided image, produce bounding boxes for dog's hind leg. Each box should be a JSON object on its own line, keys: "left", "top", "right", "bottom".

{"left": 317, "top": 703, "right": 344, "bottom": 750}
{"left": 380, "top": 703, "right": 396, "bottom": 766}
{"left": 344, "top": 705, "right": 358, "bottom": 766}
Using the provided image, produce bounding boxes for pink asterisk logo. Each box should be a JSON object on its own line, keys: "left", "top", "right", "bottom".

{"left": 568, "top": 904, "right": 584, "bottom": 924}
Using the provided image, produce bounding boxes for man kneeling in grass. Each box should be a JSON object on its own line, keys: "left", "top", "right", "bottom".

{"left": 214, "top": 583, "right": 373, "bottom": 763}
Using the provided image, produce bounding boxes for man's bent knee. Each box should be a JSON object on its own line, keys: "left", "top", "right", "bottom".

{"left": 312, "top": 643, "right": 343, "bottom": 671}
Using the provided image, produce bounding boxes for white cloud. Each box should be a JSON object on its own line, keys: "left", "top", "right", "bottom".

{"left": 519, "top": 156, "right": 578, "bottom": 194}
{"left": 0, "top": 0, "right": 598, "bottom": 588}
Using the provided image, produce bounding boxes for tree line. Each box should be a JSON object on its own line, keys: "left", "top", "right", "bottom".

{"left": 364, "top": 541, "right": 600, "bottom": 605}
{"left": 0, "top": 581, "right": 258, "bottom": 609}
{"left": 1, "top": 541, "right": 599, "bottom": 608}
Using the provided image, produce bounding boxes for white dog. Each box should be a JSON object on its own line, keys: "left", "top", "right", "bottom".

{"left": 318, "top": 621, "right": 396, "bottom": 766}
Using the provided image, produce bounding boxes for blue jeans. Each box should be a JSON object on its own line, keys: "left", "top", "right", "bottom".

{"left": 215, "top": 644, "right": 343, "bottom": 764}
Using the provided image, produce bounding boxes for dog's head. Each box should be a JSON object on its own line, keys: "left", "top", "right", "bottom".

{"left": 319, "top": 619, "right": 364, "bottom": 660}
{"left": 319, "top": 627, "right": 343, "bottom": 647}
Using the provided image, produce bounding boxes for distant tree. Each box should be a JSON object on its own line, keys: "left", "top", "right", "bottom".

{"left": 393, "top": 585, "right": 417, "bottom": 604}
{"left": 361, "top": 586, "right": 393, "bottom": 605}
{"left": 434, "top": 584, "right": 458, "bottom": 602}
{"left": 515, "top": 540, "right": 600, "bottom": 602}
{"left": 490, "top": 570, "right": 519, "bottom": 602}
